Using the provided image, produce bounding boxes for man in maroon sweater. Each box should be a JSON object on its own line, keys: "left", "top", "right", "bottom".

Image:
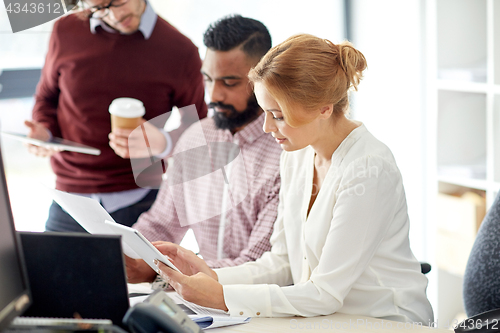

{"left": 24, "top": 0, "right": 207, "bottom": 232}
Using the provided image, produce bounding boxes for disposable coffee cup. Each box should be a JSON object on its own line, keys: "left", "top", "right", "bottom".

{"left": 109, "top": 98, "right": 145, "bottom": 131}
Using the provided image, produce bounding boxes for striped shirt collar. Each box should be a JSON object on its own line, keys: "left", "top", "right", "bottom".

{"left": 89, "top": 0, "right": 157, "bottom": 40}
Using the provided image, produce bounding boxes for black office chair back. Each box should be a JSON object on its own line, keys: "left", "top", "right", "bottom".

{"left": 420, "top": 262, "right": 431, "bottom": 274}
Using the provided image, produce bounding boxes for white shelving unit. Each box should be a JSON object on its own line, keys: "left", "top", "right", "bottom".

{"left": 426, "top": 0, "right": 500, "bottom": 325}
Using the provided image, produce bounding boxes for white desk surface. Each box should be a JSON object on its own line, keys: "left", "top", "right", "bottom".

{"left": 209, "top": 313, "right": 451, "bottom": 333}
{"left": 128, "top": 284, "right": 449, "bottom": 333}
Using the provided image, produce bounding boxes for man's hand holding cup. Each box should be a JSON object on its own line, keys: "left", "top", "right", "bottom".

{"left": 108, "top": 98, "right": 167, "bottom": 159}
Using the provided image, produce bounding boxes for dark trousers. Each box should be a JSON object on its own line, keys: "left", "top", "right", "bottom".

{"left": 45, "top": 189, "right": 159, "bottom": 232}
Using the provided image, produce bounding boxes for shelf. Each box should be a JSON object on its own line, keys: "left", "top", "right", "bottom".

{"left": 438, "top": 68, "right": 487, "bottom": 83}
{"left": 437, "top": 80, "right": 488, "bottom": 93}
{"left": 495, "top": 96, "right": 500, "bottom": 182}
{"left": 495, "top": 0, "right": 500, "bottom": 85}
{"left": 437, "top": 91, "right": 486, "bottom": 167}
{"left": 438, "top": 175, "right": 489, "bottom": 191}
{"left": 437, "top": 0, "right": 487, "bottom": 83}
{"left": 432, "top": 0, "right": 496, "bottom": 325}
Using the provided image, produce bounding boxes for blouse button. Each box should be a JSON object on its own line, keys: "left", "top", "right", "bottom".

{"left": 256, "top": 312, "right": 261, "bottom": 316}
{"left": 239, "top": 311, "right": 244, "bottom": 315}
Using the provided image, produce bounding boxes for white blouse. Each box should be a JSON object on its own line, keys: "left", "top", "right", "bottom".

{"left": 216, "top": 124, "right": 433, "bottom": 323}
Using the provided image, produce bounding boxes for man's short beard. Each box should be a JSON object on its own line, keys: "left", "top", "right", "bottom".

{"left": 209, "top": 94, "right": 261, "bottom": 131}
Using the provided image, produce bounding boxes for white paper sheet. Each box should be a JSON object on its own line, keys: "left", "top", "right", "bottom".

{"left": 127, "top": 283, "right": 154, "bottom": 307}
{"left": 167, "top": 292, "right": 251, "bottom": 329}
{"left": 104, "top": 220, "right": 180, "bottom": 273}
{"left": 47, "top": 187, "right": 140, "bottom": 259}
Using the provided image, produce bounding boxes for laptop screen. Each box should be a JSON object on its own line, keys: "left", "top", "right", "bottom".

{"left": 0, "top": 145, "right": 31, "bottom": 332}
{"left": 18, "top": 232, "right": 130, "bottom": 326}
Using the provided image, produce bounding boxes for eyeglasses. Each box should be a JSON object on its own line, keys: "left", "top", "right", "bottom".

{"left": 85, "top": 0, "right": 129, "bottom": 19}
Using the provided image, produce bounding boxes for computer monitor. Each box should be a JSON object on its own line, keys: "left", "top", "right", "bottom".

{"left": 0, "top": 144, "right": 31, "bottom": 331}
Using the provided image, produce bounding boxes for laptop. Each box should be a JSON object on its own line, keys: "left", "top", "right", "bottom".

{"left": 17, "top": 232, "right": 130, "bottom": 327}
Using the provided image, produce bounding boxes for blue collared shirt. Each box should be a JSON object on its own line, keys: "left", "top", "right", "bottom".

{"left": 89, "top": 0, "right": 157, "bottom": 40}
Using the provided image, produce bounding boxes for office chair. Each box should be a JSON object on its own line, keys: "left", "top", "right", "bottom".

{"left": 0, "top": 69, "right": 41, "bottom": 99}
{"left": 463, "top": 191, "right": 500, "bottom": 317}
{"left": 420, "top": 262, "right": 431, "bottom": 274}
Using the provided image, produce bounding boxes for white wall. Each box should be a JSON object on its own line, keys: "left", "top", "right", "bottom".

{"left": 0, "top": 0, "right": 54, "bottom": 69}
{"left": 349, "top": 0, "right": 428, "bottom": 260}
{"left": 149, "top": 0, "right": 345, "bottom": 54}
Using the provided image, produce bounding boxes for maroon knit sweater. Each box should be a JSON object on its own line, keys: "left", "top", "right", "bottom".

{"left": 33, "top": 14, "right": 207, "bottom": 193}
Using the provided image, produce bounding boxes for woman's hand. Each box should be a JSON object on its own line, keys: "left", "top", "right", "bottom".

{"left": 153, "top": 241, "right": 217, "bottom": 280}
{"left": 155, "top": 260, "right": 228, "bottom": 311}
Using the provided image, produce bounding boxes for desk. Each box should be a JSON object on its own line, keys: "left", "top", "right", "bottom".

{"left": 128, "top": 284, "right": 450, "bottom": 333}
{"left": 209, "top": 313, "right": 451, "bottom": 333}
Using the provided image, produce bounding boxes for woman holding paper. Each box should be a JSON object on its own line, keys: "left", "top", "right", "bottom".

{"left": 153, "top": 34, "right": 433, "bottom": 323}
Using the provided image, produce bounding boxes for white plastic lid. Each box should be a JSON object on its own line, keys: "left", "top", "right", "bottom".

{"left": 108, "top": 98, "right": 145, "bottom": 118}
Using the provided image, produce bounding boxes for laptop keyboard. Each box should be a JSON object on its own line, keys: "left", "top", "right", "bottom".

{"left": 12, "top": 317, "right": 113, "bottom": 327}
{"left": 6, "top": 317, "right": 121, "bottom": 332}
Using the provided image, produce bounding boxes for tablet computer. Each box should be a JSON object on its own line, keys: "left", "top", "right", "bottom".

{"left": 104, "top": 220, "right": 180, "bottom": 273}
{"left": 1, "top": 132, "right": 101, "bottom": 156}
